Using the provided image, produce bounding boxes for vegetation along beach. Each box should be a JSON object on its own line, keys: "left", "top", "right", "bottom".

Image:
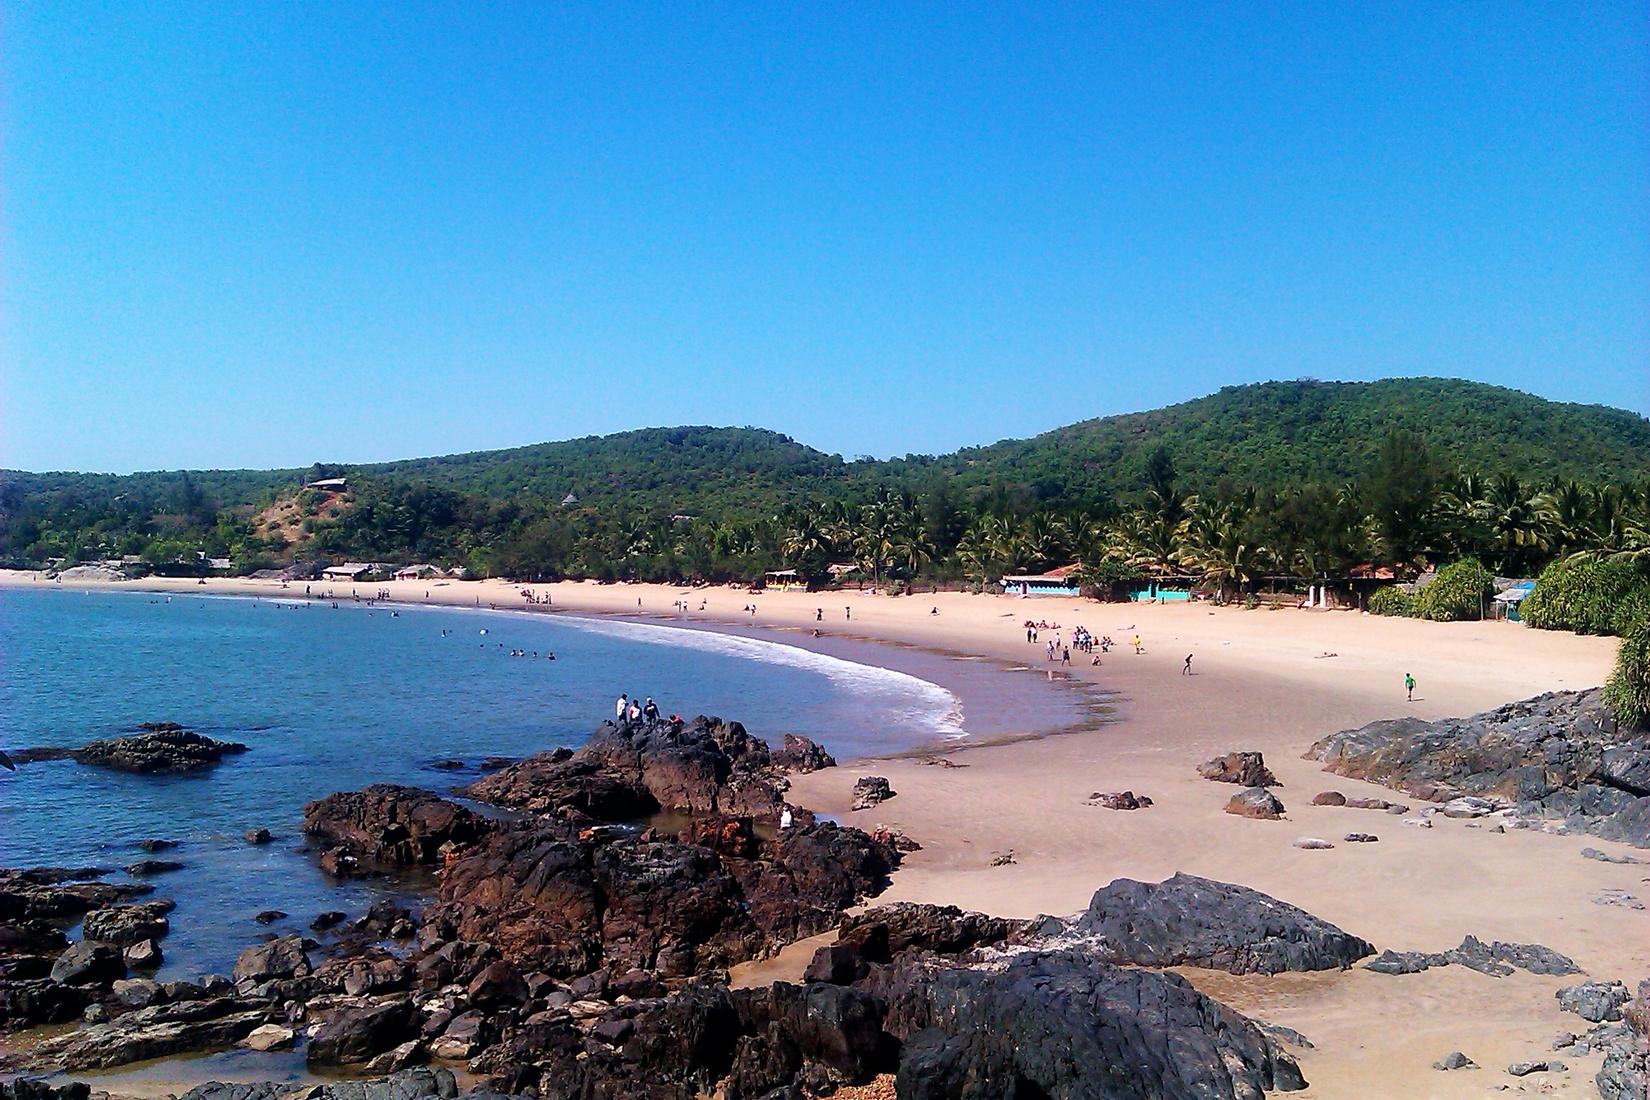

{"left": 4, "top": 5, "right": 1648, "bottom": 1099}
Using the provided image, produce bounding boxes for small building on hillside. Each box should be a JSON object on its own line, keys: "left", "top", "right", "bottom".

{"left": 305, "top": 477, "right": 348, "bottom": 493}
{"left": 561, "top": 492, "right": 580, "bottom": 506}
{"left": 1001, "top": 564, "right": 1083, "bottom": 597}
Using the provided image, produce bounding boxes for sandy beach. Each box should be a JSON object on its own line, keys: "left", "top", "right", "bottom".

{"left": 4, "top": 569, "right": 1644, "bottom": 1098}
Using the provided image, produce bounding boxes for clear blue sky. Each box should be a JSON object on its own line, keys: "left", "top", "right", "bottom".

{"left": 4, "top": 4, "right": 1646, "bottom": 473}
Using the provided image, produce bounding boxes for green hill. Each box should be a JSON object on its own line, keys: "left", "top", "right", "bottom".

{"left": 905, "top": 378, "right": 1650, "bottom": 502}
{"left": 4, "top": 377, "right": 1647, "bottom": 575}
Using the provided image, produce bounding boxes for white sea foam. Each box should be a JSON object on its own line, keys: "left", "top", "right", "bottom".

{"left": 553, "top": 615, "right": 966, "bottom": 737}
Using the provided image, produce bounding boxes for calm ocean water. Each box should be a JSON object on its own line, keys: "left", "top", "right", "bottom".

{"left": 0, "top": 587, "right": 1096, "bottom": 978}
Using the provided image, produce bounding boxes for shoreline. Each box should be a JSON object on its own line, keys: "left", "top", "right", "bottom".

{"left": 2, "top": 570, "right": 1644, "bottom": 1098}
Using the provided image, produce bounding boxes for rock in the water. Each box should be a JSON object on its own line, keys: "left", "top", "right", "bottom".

{"left": 241, "top": 1023, "right": 296, "bottom": 1051}
{"left": 1226, "top": 787, "right": 1286, "bottom": 819}
{"left": 307, "top": 1000, "right": 416, "bottom": 1066}
{"left": 135, "top": 839, "right": 177, "bottom": 852}
{"left": 50, "top": 941, "right": 125, "bottom": 985}
{"left": 231, "top": 934, "right": 310, "bottom": 983}
{"left": 850, "top": 776, "right": 895, "bottom": 811}
{"left": 71, "top": 727, "right": 248, "bottom": 774}
{"left": 1087, "top": 790, "right": 1152, "bottom": 810}
{"left": 243, "top": 828, "right": 273, "bottom": 845}
{"left": 1063, "top": 873, "right": 1375, "bottom": 974}
{"left": 123, "top": 860, "right": 184, "bottom": 876}
{"left": 302, "top": 785, "right": 493, "bottom": 874}
{"left": 1558, "top": 981, "right": 1632, "bottom": 1023}
{"left": 26, "top": 996, "right": 271, "bottom": 1069}
{"left": 1199, "top": 751, "right": 1280, "bottom": 787}
{"left": 82, "top": 902, "right": 172, "bottom": 945}
{"left": 1307, "top": 689, "right": 1650, "bottom": 848}
{"left": 1434, "top": 1051, "right": 1476, "bottom": 1070}
{"left": 251, "top": 910, "right": 286, "bottom": 925}
{"left": 123, "top": 938, "right": 163, "bottom": 969}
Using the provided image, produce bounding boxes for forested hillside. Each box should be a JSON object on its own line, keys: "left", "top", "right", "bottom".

{"left": 3, "top": 378, "right": 1647, "bottom": 586}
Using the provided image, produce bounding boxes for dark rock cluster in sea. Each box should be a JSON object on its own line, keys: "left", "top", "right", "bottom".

{"left": 5, "top": 722, "right": 249, "bottom": 775}
{"left": 1306, "top": 688, "right": 1650, "bottom": 847}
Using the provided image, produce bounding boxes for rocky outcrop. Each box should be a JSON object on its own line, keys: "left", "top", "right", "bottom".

{"left": 1087, "top": 790, "right": 1152, "bottom": 809}
{"left": 81, "top": 901, "right": 172, "bottom": 945}
{"left": 302, "top": 786, "right": 494, "bottom": 874}
{"left": 1061, "top": 873, "right": 1375, "bottom": 974}
{"left": 464, "top": 716, "right": 795, "bottom": 821}
{"left": 1307, "top": 689, "right": 1650, "bottom": 847}
{"left": 25, "top": 995, "right": 273, "bottom": 1069}
{"left": 881, "top": 948, "right": 1305, "bottom": 1099}
{"left": 1558, "top": 980, "right": 1631, "bottom": 1022}
{"left": 70, "top": 725, "right": 248, "bottom": 774}
{"left": 771, "top": 734, "right": 836, "bottom": 774}
{"left": 1363, "top": 934, "right": 1579, "bottom": 977}
{"left": 1199, "top": 751, "right": 1280, "bottom": 787}
{"left": 232, "top": 935, "right": 311, "bottom": 983}
{"left": 426, "top": 817, "right": 897, "bottom": 979}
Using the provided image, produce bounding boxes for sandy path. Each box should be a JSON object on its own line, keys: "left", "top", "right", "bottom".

{"left": 4, "top": 571, "right": 1644, "bottom": 1097}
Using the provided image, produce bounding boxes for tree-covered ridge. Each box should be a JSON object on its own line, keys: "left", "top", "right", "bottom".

{"left": 2, "top": 377, "right": 1647, "bottom": 583}
{"left": 913, "top": 378, "right": 1650, "bottom": 502}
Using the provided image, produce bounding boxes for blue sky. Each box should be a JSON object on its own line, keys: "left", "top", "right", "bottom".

{"left": 4, "top": 4, "right": 1646, "bottom": 473}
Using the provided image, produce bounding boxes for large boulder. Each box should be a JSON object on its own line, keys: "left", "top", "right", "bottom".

{"left": 0, "top": 869, "right": 153, "bottom": 921}
{"left": 307, "top": 1000, "right": 416, "bottom": 1066}
{"left": 1226, "top": 787, "right": 1286, "bottom": 819}
{"left": 232, "top": 935, "right": 310, "bottom": 983}
{"left": 82, "top": 902, "right": 172, "bottom": 946}
{"left": 71, "top": 725, "right": 248, "bottom": 774}
{"left": 302, "top": 786, "right": 494, "bottom": 872}
{"left": 1066, "top": 873, "right": 1375, "bottom": 974}
{"left": 49, "top": 941, "right": 125, "bottom": 986}
{"left": 25, "top": 996, "right": 270, "bottom": 1069}
{"left": 882, "top": 948, "right": 1306, "bottom": 1100}
{"left": 771, "top": 734, "right": 836, "bottom": 774}
{"left": 1307, "top": 689, "right": 1650, "bottom": 847}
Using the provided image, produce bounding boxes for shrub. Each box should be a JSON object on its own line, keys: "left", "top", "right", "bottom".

{"left": 1603, "top": 613, "right": 1650, "bottom": 729}
{"left": 1367, "top": 586, "right": 1415, "bottom": 617}
{"left": 1522, "top": 555, "right": 1650, "bottom": 636}
{"left": 1415, "top": 559, "right": 1493, "bottom": 622}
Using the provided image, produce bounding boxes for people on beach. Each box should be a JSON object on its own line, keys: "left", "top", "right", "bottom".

{"left": 1132, "top": 634, "right": 1143, "bottom": 654}
{"left": 615, "top": 693, "right": 628, "bottom": 719}
{"left": 1405, "top": 672, "right": 1415, "bottom": 701}
{"left": 779, "top": 806, "right": 793, "bottom": 830}
{"left": 1183, "top": 654, "right": 1193, "bottom": 675}
{"left": 845, "top": 607, "right": 851, "bottom": 620}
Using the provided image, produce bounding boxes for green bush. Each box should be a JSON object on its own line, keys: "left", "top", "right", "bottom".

{"left": 1522, "top": 555, "right": 1650, "bottom": 636}
{"left": 1603, "top": 613, "right": 1650, "bottom": 728}
{"left": 1415, "top": 559, "right": 1493, "bottom": 622}
{"left": 1367, "top": 586, "right": 1415, "bottom": 617}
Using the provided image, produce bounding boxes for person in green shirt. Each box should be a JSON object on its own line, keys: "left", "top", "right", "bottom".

{"left": 1404, "top": 672, "right": 1415, "bottom": 701}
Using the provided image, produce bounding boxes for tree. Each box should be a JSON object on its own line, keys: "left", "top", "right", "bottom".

{"left": 1362, "top": 430, "right": 1440, "bottom": 570}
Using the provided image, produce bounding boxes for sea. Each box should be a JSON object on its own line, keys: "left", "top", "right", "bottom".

{"left": 0, "top": 586, "right": 1102, "bottom": 980}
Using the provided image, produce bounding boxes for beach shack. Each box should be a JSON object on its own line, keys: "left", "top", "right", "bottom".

{"left": 322, "top": 562, "right": 386, "bottom": 582}
{"left": 394, "top": 564, "right": 438, "bottom": 581}
{"left": 763, "top": 569, "right": 806, "bottom": 591}
{"left": 1000, "top": 564, "right": 1082, "bottom": 597}
{"left": 1494, "top": 579, "right": 1536, "bottom": 621}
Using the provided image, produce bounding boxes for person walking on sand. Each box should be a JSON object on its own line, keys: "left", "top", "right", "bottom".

{"left": 1405, "top": 672, "right": 1415, "bottom": 701}
{"left": 1182, "top": 653, "right": 1193, "bottom": 675}
{"left": 1132, "top": 634, "right": 1142, "bottom": 654}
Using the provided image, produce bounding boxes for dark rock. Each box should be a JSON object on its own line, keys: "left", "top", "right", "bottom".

{"left": 1343, "top": 832, "right": 1379, "bottom": 843}
{"left": 1558, "top": 981, "right": 1631, "bottom": 1022}
{"left": 311, "top": 911, "right": 348, "bottom": 932}
{"left": 806, "top": 945, "right": 869, "bottom": 985}
{"left": 1308, "top": 688, "right": 1650, "bottom": 847}
{"left": 26, "top": 996, "right": 271, "bottom": 1069}
{"left": 466, "top": 960, "right": 529, "bottom": 1008}
{"left": 124, "top": 938, "right": 163, "bottom": 969}
{"left": 883, "top": 948, "right": 1305, "bottom": 1100}
{"left": 82, "top": 902, "right": 172, "bottom": 945}
{"left": 135, "top": 839, "right": 177, "bottom": 852}
{"left": 1066, "top": 873, "right": 1375, "bottom": 974}
{"left": 1365, "top": 949, "right": 1439, "bottom": 975}
{"left": 849, "top": 776, "right": 895, "bottom": 811}
{"left": 50, "top": 941, "right": 125, "bottom": 985}
{"left": 772, "top": 734, "right": 836, "bottom": 774}
{"left": 1087, "top": 790, "right": 1153, "bottom": 809}
{"left": 244, "top": 828, "right": 273, "bottom": 845}
{"left": 1311, "top": 791, "right": 1347, "bottom": 805}
{"left": 307, "top": 1000, "right": 416, "bottom": 1066}
{"left": 252, "top": 910, "right": 286, "bottom": 925}
{"left": 123, "top": 859, "right": 184, "bottom": 876}
{"left": 71, "top": 727, "right": 248, "bottom": 774}
{"left": 0, "top": 869, "right": 153, "bottom": 921}
{"left": 1448, "top": 935, "right": 1580, "bottom": 977}
{"left": 1199, "top": 751, "right": 1281, "bottom": 787}
{"left": 231, "top": 934, "right": 310, "bottom": 983}
{"left": 302, "top": 785, "right": 493, "bottom": 873}
{"left": 112, "top": 977, "right": 165, "bottom": 1008}
{"left": 1434, "top": 1050, "right": 1477, "bottom": 1070}
{"left": 1508, "top": 1060, "right": 1555, "bottom": 1076}
{"left": 1226, "top": 787, "right": 1286, "bottom": 819}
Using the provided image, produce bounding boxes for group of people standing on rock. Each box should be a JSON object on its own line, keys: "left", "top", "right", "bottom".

{"left": 614, "top": 692, "right": 667, "bottom": 724}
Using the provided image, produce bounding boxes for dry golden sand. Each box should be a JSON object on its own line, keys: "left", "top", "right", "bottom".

{"left": 5, "top": 571, "right": 1645, "bottom": 1098}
